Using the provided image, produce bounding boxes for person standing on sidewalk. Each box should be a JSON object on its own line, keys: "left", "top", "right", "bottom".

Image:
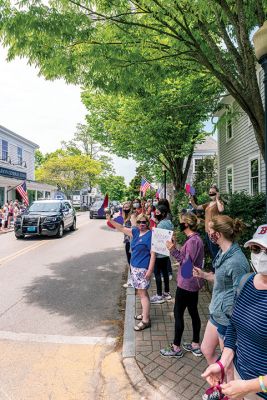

{"left": 122, "top": 201, "right": 134, "bottom": 289}
{"left": 190, "top": 184, "right": 224, "bottom": 260}
{"left": 106, "top": 212, "right": 156, "bottom": 331}
{"left": 150, "top": 205, "right": 174, "bottom": 305}
{"left": 160, "top": 212, "right": 204, "bottom": 359}
{"left": 202, "top": 225, "right": 267, "bottom": 400}
{"left": 193, "top": 215, "right": 250, "bottom": 387}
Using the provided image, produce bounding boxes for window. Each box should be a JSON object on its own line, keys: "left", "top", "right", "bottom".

{"left": 226, "top": 165, "right": 233, "bottom": 194}
{"left": 2, "top": 140, "right": 8, "bottom": 162}
{"left": 226, "top": 117, "right": 233, "bottom": 141}
{"left": 193, "top": 158, "right": 202, "bottom": 173}
{"left": 250, "top": 158, "right": 260, "bottom": 195}
{"left": 17, "top": 147, "right": 23, "bottom": 165}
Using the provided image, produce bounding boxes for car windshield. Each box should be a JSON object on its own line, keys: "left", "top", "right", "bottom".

{"left": 92, "top": 201, "right": 103, "bottom": 208}
{"left": 29, "top": 202, "right": 61, "bottom": 212}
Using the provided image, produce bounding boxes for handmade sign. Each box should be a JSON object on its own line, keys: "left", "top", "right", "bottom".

{"left": 181, "top": 256, "right": 193, "bottom": 279}
{"left": 151, "top": 227, "right": 173, "bottom": 256}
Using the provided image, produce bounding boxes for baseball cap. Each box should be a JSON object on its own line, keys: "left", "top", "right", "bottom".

{"left": 244, "top": 225, "right": 267, "bottom": 248}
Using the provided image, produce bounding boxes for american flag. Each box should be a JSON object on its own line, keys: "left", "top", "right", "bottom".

{"left": 140, "top": 177, "right": 151, "bottom": 196}
{"left": 16, "top": 181, "right": 29, "bottom": 206}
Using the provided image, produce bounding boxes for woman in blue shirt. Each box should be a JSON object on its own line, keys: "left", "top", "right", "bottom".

{"left": 106, "top": 212, "right": 156, "bottom": 331}
{"left": 202, "top": 225, "right": 267, "bottom": 400}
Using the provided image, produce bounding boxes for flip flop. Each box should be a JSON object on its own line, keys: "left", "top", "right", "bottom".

{"left": 134, "top": 321, "right": 151, "bottom": 331}
{"left": 134, "top": 314, "right": 143, "bottom": 320}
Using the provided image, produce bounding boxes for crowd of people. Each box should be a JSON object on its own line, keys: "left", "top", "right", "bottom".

{"left": 107, "top": 185, "right": 267, "bottom": 400}
{"left": 0, "top": 199, "right": 26, "bottom": 231}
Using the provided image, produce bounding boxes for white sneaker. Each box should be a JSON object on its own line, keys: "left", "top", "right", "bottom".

{"left": 163, "top": 292, "right": 172, "bottom": 300}
{"left": 150, "top": 295, "right": 165, "bottom": 304}
{"left": 122, "top": 281, "right": 133, "bottom": 288}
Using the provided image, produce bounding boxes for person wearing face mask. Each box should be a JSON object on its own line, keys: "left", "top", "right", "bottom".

{"left": 106, "top": 212, "right": 156, "bottom": 331}
{"left": 160, "top": 212, "right": 204, "bottom": 358}
{"left": 131, "top": 198, "right": 142, "bottom": 226}
{"left": 122, "top": 201, "right": 134, "bottom": 288}
{"left": 190, "top": 184, "right": 224, "bottom": 260}
{"left": 193, "top": 215, "right": 250, "bottom": 394}
{"left": 201, "top": 225, "right": 267, "bottom": 400}
{"left": 150, "top": 205, "right": 174, "bottom": 304}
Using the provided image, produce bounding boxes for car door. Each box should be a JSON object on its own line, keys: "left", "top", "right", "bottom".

{"left": 63, "top": 201, "right": 72, "bottom": 227}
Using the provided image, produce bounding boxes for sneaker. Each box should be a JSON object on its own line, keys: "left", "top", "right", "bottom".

{"left": 122, "top": 281, "right": 133, "bottom": 288}
{"left": 160, "top": 344, "right": 184, "bottom": 358}
{"left": 182, "top": 342, "right": 203, "bottom": 357}
{"left": 150, "top": 294, "right": 165, "bottom": 304}
{"left": 163, "top": 292, "right": 172, "bottom": 300}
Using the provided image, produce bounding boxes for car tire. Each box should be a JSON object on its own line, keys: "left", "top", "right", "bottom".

{"left": 89, "top": 213, "right": 93, "bottom": 219}
{"left": 15, "top": 234, "right": 25, "bottom": 239}
{"left": 56, "top": 223, "right": 64, "bottom": 238}
{"left": 70, "top": 218, "right": 76, "bottom": 231}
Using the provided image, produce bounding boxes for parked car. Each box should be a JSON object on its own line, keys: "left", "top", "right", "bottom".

{"left": 14, "top": 200, "right": 76, "bottom": 239}
{"left": 89, "top": 200, "right": 114, "bottom": 219}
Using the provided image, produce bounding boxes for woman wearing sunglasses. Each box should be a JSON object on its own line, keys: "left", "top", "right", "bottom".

{"left": 201, "top": 225, "right": 267, "bottom": 400}
{"left": 193, "top": 215, "right": 250, "bottom": 390}
{"left": 106, "top": 212, "right": 156, "bottom": 331}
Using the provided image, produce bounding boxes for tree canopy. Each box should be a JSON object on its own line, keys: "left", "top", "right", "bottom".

{"left": 0, "top": 0, "right": 266, "bottom": 156}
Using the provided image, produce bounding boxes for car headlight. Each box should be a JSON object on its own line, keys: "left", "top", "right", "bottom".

{"left": 45, "top": 217, "right": 58, "bottom": 223}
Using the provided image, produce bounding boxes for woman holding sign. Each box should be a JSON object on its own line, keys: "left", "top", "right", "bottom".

{"left": 106, "top": 212, "right": 156, "bottom": 331}
{"left": 160, "top": 212, "right": 204, "bottom": 359}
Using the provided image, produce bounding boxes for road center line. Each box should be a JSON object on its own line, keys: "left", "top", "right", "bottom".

{"left": 0, "top": 330, "right": 117, "bottom": 345}
{"left": 0, "top": 241, "right": 49, "bottom": 265}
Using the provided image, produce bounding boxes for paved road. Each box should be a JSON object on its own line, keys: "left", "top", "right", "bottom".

{"left": 0, "top": 214, "right": 139, "bottom": 400}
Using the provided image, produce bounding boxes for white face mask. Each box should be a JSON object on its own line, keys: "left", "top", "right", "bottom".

{"left": 251, "top": 251, "right": 267, "bottom": 275}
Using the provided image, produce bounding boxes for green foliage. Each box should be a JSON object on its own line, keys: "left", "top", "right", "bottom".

{"left": 193, "top": 157, "right": 218, "bottom": 197}
{"left": 35, "top": 151, "right": 102, "bottom": 196}
{"left": 97, "top": 175, "right": 127, "bottom": 201}
{"left": 223, "top": 192, "right": 266, "bottom": 254}
{"left": 126, "top": 165, "right": 153, "bottom": 199}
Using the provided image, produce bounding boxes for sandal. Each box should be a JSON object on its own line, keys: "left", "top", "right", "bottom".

{"left": 134, "top": 314, "right": 143, "bottom": 320}
{"left": 134, "top": 320, "right": 151, "bottom": 331}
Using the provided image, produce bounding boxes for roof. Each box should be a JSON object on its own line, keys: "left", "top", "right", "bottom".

{"left": 195, "top": 136, "right": 217, "bottom": 151}
{"left": 0, "top": 125, "right": 39, "bottom": 149}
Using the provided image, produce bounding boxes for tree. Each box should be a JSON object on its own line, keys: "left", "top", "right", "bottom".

{"left": 98, "top": 175, "right": 127, "bottom": 201}
{"left": 192, "top": 156, "right": 218, "bottom": 196}
{"left": 35, "top": 151, "right": 102, "bottom": 196}
{"left": 1, "top": 1, "right": 266, "bottom": 156}
{"left": 126, "top": 164, "right": 154, "bottom": 199}
{"left": 83, "top": 72, "right": 221, "bottom": 191}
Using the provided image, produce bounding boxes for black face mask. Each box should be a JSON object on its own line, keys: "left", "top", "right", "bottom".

{"left": 155, "top": 213, "right": 163, "bottom": 221}
{"left": 209, "top": 193, "right": 216, "bottom": 197}
{"left": 124, "top": 209, "right": 130, "bottom": 214}
{"left": 179, "top": 222, "right": 187, "bottom": 231}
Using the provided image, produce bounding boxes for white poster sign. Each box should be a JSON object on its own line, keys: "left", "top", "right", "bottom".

{"left": 151, "top": 227, "right": 173, "bottom": 256}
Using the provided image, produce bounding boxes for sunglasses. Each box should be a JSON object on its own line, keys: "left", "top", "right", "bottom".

{"left": 250, "top": 245, "right": 267, "bottom": 255}
{"left": 137, "top": 220, "right": 147, "bottom": 225}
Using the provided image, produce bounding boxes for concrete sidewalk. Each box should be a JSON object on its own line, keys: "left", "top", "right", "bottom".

{"left": 122, "top": 265, "right": 211, "bottom": 399}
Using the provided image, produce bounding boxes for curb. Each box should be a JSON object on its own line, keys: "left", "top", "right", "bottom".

{"left": 122, "top": 273, "right": 164, "bottom": 400}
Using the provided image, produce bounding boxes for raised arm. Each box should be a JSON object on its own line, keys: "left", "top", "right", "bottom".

{"left": 216, "top": 193, "right": 224, "bottom": 212}
{"left": 106, "top": 214, "right": 133, "bottom": 237}
{"left": 189, "top": 195, "right": 203, "bottom": 210}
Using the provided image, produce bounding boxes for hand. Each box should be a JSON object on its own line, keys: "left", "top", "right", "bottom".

{"left": 145, "top": 270, "right": 152, "bottom": 280}
{"left": 216, "top": 193, "right": 220, "bottom": 201}
{"left": 193, "top": 267, "right": 204, "bottom": 279}
{"left": 201, "top": 363, "right": 221, "bottom": 387}
{"left": 221, "top": 379, "right": 252, "bottom": 399}
{"left": 166, "top": 240, "right": 175, "bottom": 251}
{"left": 105, "top": 213, "right": 111, "bottom": 221}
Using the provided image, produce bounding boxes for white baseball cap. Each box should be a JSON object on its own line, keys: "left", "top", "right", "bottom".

{"left": 244, "top": 225, "right": 267, "bottom": 248}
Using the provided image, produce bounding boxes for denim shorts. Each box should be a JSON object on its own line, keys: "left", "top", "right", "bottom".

{"left": 209, "top": 315, "right": 228, "bottom": 339}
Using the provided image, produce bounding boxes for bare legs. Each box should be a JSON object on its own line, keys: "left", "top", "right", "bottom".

{"left": 137, "top": 289, "right": 150, "bottom": 323}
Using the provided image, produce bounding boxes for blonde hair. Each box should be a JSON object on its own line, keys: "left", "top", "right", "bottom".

{"left": 181, "top": 212, "right": 199, "bottom": 232}
{"left": 136, "top": 213, "right": 150, "bottom": 228}
{"left": 122, "top": 201, "right": 133, "bottom": 222}
{"left": 210, "top": 215, "right": 246, "bottom": 241}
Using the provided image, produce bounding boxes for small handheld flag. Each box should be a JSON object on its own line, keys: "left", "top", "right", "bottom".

{"left": 16, "top": 181, "right": 29, "bottom": 206}
{"left": 140, "top": 177, "right": 151, "bottom": 196}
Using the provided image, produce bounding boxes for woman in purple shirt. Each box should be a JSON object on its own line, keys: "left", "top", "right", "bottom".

{"left": 160, "top": 212, "right": 204, "bottom": 358}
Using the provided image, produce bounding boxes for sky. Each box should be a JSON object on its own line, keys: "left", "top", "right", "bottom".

{"left": 0, "top": 47, "right": 137, "bottom": 184}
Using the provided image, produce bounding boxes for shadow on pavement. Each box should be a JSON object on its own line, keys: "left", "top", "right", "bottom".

{"left": 23, "top": 248, "right": 126, "bottom": 336}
